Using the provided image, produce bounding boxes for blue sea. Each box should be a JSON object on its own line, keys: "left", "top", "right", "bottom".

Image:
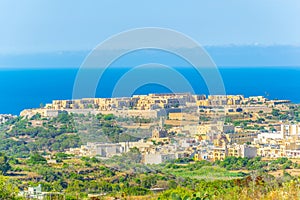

{"left": 0, "top": 67, "right": 300, "bottom": 115}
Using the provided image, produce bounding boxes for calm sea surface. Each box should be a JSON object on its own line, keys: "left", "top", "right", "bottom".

{"left": 0, "top": 67, "right": 299, "bottom": 115}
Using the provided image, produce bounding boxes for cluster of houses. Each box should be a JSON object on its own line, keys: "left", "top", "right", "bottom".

{"left": 0, "top": 114, "right": 16, "bottom": 124}
{"left": 66, "top": 122, "right": 300, "bottom": 164}
{"left": 20, "top": 93, "right": 290, "bottom": 119}
{"left": 19, "top": 93, "right": 300, "bottom": 164}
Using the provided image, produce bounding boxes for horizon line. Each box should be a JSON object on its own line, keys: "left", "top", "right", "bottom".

{"left": 1, "top": 44, "right": 300, "bottom": 56}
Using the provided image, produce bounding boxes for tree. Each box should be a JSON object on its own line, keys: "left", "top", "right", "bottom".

{"left": 27, "top": 153, "right": 47, "bottom": 165}
{"left": 55, "top": 152, "right": 70, "bottom": 160}
{"left": 272, "top": 109, "right": 280, "bottom": 117}
{"left": 0, "top": 176, "right": 19, "bottom": 199}
{"left": 30, "top": 113, "right": 41, "bottom": 120}
{"left": 0, "top": 153, "right": 11, "bottom": 175}
{"left": 225, "top": 117, "right": 233, "bottom": 124}
{"left": 103, "top": 114, "right": 115, "bottom": 121}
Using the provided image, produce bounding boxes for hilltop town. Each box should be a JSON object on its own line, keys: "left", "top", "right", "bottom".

{"left": 1, "top": 93, "right": 300, "bottom": 199}
{"left": 18, "top": 93, "right": 300, "bottom": 163}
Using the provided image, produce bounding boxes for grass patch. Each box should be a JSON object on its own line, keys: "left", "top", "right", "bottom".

{"left": 163, "top": 165, "right": 246, "bottom": 180}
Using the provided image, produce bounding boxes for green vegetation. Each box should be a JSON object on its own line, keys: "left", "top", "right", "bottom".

{"left": 215, "top": 156, "right": 268, "bottom": 170}
{"left": 0, "top": 176, "right": 21, "bottom": 200}
{"left": 1, "top": 109, "right": 300, "bottom": 199}
{"left": 0, "top": 113, "right": 81, "bottom": 157}
{"left": 225, "top": 117, "right": 233, "bottom": 124}
{"left": 164, "top": 165, "right": 243, "bottom": 180}
{"left": 0, "top": 152, "right": 299, "bottom": 199}
{"left": 0, "top": 153, "right": 11, "bottom": 175}
{"left": 0, "top": 113, "right": 144, "bottom": 158}
{"left": 75, "top": 113, "right": 143, "bottom": 143}
{"left": 27, "top": 153, "right": 47, "bottom": 165}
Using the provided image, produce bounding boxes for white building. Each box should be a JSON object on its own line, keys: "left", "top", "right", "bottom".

{"left": 85, "top": 142, "right": 123, "bottom": 157}
{"left": 144, "top": 153, "right": 176, "bottom": 164}
{"left": 281, "top": 124, "right": 300, "bottom": 137}
{"left": 19, "top": 184, "right": 44, "bottom": 200}
{"left": 67, "top": 142, "right": 123, "bottom": 157}
{"left": 254, "top": 132, "right": 284, "bottom": 144}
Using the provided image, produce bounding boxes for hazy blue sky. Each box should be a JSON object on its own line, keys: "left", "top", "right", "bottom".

{"left": 1, "top": 0, "right": 300, "bottom": 54}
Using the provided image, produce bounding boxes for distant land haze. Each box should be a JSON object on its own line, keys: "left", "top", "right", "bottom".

{"left": 1, "top": 46, "right": 300, "bottom": 68}
{"left": 0, "top": 67, "right": 300, "bottom": 115}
